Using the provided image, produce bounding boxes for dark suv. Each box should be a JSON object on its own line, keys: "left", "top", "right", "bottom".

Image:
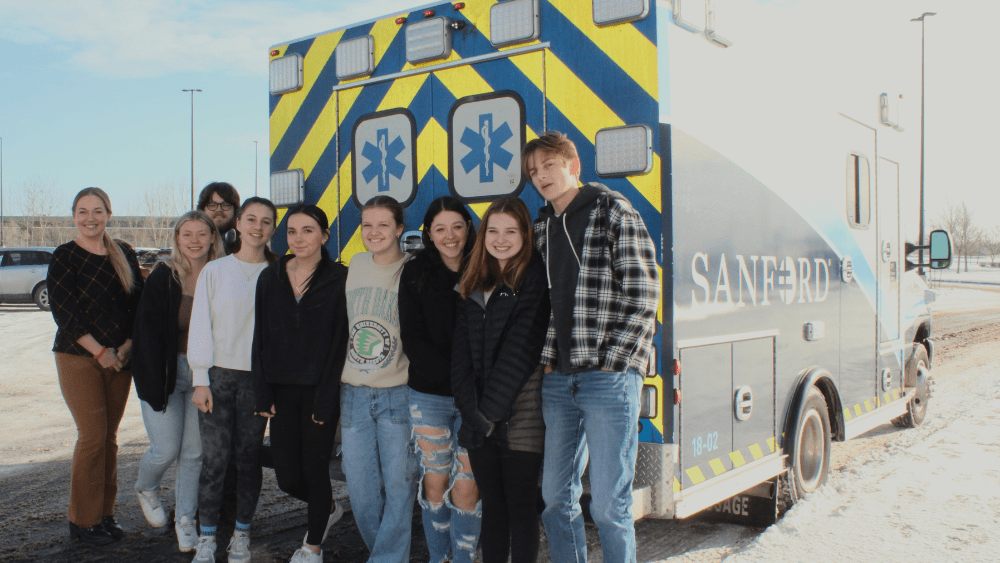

{"left": 0, "top": 247, "right": 56, "bottom": 310}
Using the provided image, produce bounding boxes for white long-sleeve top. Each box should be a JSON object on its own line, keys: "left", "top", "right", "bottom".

{"left": 187, "top": 255, "right": 268, "bottom": 386}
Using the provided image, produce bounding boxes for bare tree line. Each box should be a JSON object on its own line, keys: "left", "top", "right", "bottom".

{"left": 932, "top": 200, "right": 1000, "bottom": 272}
{"left": 1, "top": 177, "right": 187, "bottom": 249}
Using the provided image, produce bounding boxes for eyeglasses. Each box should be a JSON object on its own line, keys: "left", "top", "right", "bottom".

{"left": 205, "top": 201, "right": 234, "bottom": 211}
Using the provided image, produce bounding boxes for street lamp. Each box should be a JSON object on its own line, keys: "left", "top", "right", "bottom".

{"left": 911, "top": 12, "right": 935, "bottom": 276}
{"left": 253, "top": 141, "right": 259, "bottom": 197}
{"left": 182, "top": 89, "right": 203, "bottom": 210}
{"left": 1, "top": 137, "right": 4, "bottom": 247}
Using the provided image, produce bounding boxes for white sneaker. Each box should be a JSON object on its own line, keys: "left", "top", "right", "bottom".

{"left": 136, "top": 490, "right": 168, "bottom": 528}
{"left": 191, "top": 536, "right": 217, "bottom": 563}
{"left": 303, "top": 500, "right": 344, "bottom": 545}
{"left": 289, "top": 545, "right": 323, "bottom": 563}
{"left": 176, "top": 516, "right": 198, "bottom": 552}
{"left": 227, "top": 530, "right": 251, "bottom": 563}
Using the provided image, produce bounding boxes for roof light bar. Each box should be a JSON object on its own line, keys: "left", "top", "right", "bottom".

{"left": 335, "top": 35, "right": 375, "bottom": 80}
{"left": 269, "top": 53, "right": 303, "bottom": 95}
{"left": 405, "top": 16, "right": 453, "bottom": 63}
{"left": 490, "top": 0, "right": 540, "bottom": 48}
{"left": 593, "top": 0, "right": 650, "bottom": 27}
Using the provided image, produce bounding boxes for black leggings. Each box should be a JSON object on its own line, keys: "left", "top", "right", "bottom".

{"left": 467, "top": 439, "right": 543, "bottom": 563}
{"left": 270, "top": 384, "right": 338, "bottom": 545}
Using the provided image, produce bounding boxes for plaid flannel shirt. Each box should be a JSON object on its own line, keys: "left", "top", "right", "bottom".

{"left": 534, "top": 193, "right": 660, "bottom": 373}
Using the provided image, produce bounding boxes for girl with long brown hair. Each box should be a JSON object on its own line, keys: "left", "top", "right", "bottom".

{"left": 451, "top": 196, "right": 550, "bottom": 563}
{"left": 48, "top": 187, "right": 143, "bottom": 545}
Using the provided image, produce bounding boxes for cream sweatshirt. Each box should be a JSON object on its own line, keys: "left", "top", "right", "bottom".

{"left": 187, "top": 255, "right": 268, "bottom": 386}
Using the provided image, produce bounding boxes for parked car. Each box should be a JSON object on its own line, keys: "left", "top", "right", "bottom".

{"left": 136, "top": 248, "right": 171, "bottom": 278}
{"left": 0, "top": 247, "right": 56, "bottom": 310}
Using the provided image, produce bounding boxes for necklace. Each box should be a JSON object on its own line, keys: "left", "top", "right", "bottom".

{"left": 288, "top": 261, "right": 317, "bottom": 296}
{"left": 236, "top": 257, "right": 262, "bottom": 282}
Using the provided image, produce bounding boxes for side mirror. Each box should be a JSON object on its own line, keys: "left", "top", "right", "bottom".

{"left": 904, "top": 229, "right": 952, "bottom": 271}
{"left": 928, "top": 229, "right": 952, "bottom": 269}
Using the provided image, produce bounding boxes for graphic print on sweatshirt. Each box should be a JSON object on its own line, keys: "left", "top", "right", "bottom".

{"left": 346, "top": 285, "right": 400, "bottom": 372}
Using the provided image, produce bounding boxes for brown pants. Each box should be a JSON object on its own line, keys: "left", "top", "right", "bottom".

{"left": 55, "top": 352, "right": 132, "bottom": 527}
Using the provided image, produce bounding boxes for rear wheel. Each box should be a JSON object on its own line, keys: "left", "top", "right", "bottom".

{"left": 34, "top": 284, "right": 50, "bottom": 311}
{"left": 789, "top": 386, "right": 832, "bottom": 500}
{"left": 892, "top": 345, "right": 929, "bottom": 428}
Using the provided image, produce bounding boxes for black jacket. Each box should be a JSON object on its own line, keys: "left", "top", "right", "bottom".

{"left": 399, "top": 253, "right": 462, "bottom": 397}
{"left": 251, "top": 254, "right": 349, "bottom": 424}
{"left": 452, "top": 253, "right": 550, "bottom": 449}
{"left": 131, "top": 262, "right": 182, "bottom": 412}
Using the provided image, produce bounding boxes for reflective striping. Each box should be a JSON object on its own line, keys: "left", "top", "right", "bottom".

{"left": 544, "top": 50, "right": 623, "bottom": 145}
{"left": 630, "top": 152, "right": 662, "bottom": 210}
{"left": 864, "top": 400, "right": 873, "bottom": 412}
{"left": 287, "top": 98, "right": 338, "bottom": 178}
{"left": 416, "top": 118, "right": 448, "bottom": 182}
{"left": 547, "top": 0, "right": 658, "bottom": 99}
{"left": 369, "top": 18, "right": 407, "bottom": 76}
{"left": 270, "top": 31, "right": 344, "bottom": 156}
{"left": 748, "top": 443, "right": 764, "bottom": 460}
{"left": 686, "top": 466, "right": 706, "bottom": 485}
{"left": 892, "top": 390, "right": 900, "bottom": 401}
{"left": 673, "top": 478, "right": 681, "bottom": 494}
{"left": 434, "top": 63, "right": 495, "bottom": 101}
{"left": 843, "top": 407, "right": 852, "bottom": 421}
{"left": 854, "top": 404, "right": 863, "bottom": 417}
{"left": 377, "top": 72, "right": 430, "bottom": 112}
{"left": 314, "top": 172, "right": 342, "bottom": 223}
{"left": 766, "top": 437, "right": 776, "bottom": 453}
{"left": 401, "top": 50, "right": 464, "bottom": 74}
{"left": 730, "top": 450, "right": 747, "bottom": 468}
{"left": 708, "top": 458, "right": 726, "bottom": 476}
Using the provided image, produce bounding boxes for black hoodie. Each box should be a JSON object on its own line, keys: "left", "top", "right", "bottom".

{"left": 251, "top": 253, "right": 349, "bottom": 424}
{"left": 536, "top": 183, "right": 624, "bottom": 373}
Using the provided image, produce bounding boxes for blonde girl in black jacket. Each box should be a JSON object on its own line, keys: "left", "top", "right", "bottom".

{"left": 451, "top": 197, "right": 550, "bottom": 563}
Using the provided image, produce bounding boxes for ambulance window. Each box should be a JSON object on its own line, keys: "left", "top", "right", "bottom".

{"left": 847, "top": 153, "right": 870, "bottom": 229}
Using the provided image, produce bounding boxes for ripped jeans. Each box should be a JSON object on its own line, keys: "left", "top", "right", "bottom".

{"left": 409, "top": 389, "right": 482, "bottom": 563}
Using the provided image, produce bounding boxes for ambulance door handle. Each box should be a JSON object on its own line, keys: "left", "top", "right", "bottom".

{"left": 705, "top": 0, "right": 732, "bottom": 48}
{"left": 734, "top": 386, "right": 753, "bottom": 421}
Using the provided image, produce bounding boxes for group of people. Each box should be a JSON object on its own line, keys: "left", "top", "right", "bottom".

{"left": 46, "top": 131, "right": 660, "bottom": 563}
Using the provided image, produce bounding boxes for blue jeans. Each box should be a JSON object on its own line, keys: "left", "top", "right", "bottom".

{"left": 341, "top": 383, "right": 419, "bottom": 563}
{"left": 541, "top": 367, "right": 643, "bottom": 563}
{"left": 135, "top": 354, "right": 203, "bottom": 521}
{"left": 409, "top": 389, "right": 481, "bottom": 563}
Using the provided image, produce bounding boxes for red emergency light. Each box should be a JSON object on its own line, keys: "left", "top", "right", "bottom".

{"left": 270, "top": 49, "right": 280, "bottom": 56}
{"left": 454, "top": 2, "right": 466, "bottom": 9}
{"left": 395, "top": 16, "right": 408, "bottom": 24}
{"left": 424, "top": 9, "right": 436, "bottom": 17}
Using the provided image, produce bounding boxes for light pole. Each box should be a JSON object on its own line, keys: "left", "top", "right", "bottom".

{"left": 911, "top": 12, "right": 935, "bottom": 276}
{"left": 253, "top": 141, "right": 259, "bottom": 196}
{"left": 182, "top": 89, "right": 203, "bottom": 210}
{"left": 1, "top": 137, "right": 4, "bottom": 247}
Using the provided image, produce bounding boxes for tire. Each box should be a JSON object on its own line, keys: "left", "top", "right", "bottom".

{"left": 790, "top": 386, "right": 832, "bottom": 499}
{"left": 892, "top": 345, "right": 929, "bottom": 428}
{"left": 33, "top": 284, "right": 50, "bottom": 311}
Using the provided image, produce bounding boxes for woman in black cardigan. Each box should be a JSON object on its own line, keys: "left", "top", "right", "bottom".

{"left": 131, "top": 210, "right": 224, "bottom": 551}
{"left": 452, "top": 197, "right": 550, "bottom": 563}
{"left": 252, "top": 205, "right": 348, "bottom": 563}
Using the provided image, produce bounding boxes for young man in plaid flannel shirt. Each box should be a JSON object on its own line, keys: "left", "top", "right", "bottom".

{"left": 522, "top": 132, "right": 660, "bottom": 563}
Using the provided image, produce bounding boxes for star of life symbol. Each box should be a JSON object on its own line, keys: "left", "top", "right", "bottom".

{"left": 362, "top": 128, "right": 406, "bottom": 192}
{"left": 460, "top": 113, "right": 514, "bottom": 183}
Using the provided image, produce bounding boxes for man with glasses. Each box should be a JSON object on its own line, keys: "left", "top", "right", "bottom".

{"left": 197, "top": 182, "right": 241, "bottom": 255}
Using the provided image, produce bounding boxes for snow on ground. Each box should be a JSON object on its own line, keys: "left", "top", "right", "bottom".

{"left": 718, "top": 351, "right": 1000, "bottom": 563}
{"left": 929, "top": 285, "right": 1000, "bottom": 312}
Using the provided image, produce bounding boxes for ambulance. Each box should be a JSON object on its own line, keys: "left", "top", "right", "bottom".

{"left": 266, "top": 0, "right": 953, "bottom": 524}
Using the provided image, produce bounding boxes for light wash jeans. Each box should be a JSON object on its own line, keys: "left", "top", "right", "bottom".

{"left": 409, "top": 389, "right": 481, "bottom": 563}
{"left": 134, "top": 354, "right": 203, "bottom": 522}
{"left": 341, "top": 383, "right": 419, "bottom": 563}
{"left": 541, "top": 367, "right": 643, "bottom": 563}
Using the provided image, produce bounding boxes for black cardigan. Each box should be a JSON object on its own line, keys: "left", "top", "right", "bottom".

{"left": 399, "top": 253, "right": 462, "bottom": 397}
{"left": 251, "top": 254, "right": 349, "bottom": 424}
{"left": 451, "top": 253, "right": 550, "bottom": 449}
{"left": 131, "top": 262, "right": 183, "bottom": 412}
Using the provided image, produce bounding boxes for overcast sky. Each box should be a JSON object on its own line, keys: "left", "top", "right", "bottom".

{"left": 0, "top": 0, "right": 995, "bottom": 234}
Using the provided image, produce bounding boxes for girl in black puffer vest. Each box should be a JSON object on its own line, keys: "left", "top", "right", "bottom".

{"left": 452, "top": 197, "right": 550, "bottom": 563}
